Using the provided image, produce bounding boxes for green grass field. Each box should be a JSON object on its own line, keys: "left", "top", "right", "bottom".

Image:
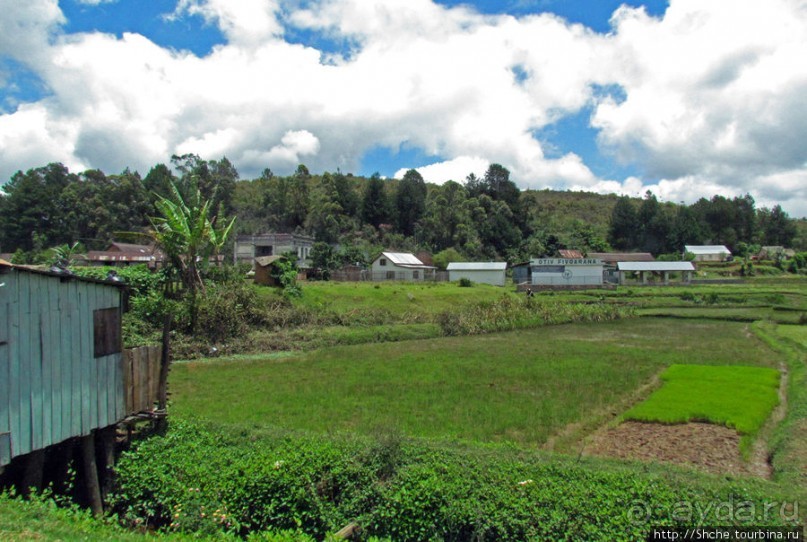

{"left": 622, "top": 364, "right": 781, "bottom": 436}
{"left": 289, "top": 280, "right": 519, "bottom": 315}
{"left": 170, "top": 319, "right": 778, "bottom": 448}
{"left": 777, "top": 324, "right": 807, "bottom": 347}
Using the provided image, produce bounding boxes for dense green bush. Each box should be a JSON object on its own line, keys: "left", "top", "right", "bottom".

{"left": 195, "top": 282, "right": 269, "bottom": 343}
{"left": 110, "top": 421, "right": 800, "bottom": 541}
{"left": 72, "top": 264, "right": 167, "bottom": 297}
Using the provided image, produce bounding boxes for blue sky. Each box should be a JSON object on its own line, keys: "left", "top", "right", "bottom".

{"left": 1, "top": 0, "right": 805, "bottom": 216}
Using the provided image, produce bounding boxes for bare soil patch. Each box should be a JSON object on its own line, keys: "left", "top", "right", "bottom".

{"left": 584, "top": 421, "right": 771, "bottom": 477}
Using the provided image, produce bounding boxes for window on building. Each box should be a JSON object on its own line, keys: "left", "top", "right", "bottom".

{"left": 386, "top": 271, "right": 395, "bottom": 280}
{"left": 412, "top": 270, "right": 419, "bottom": 279}
{"left": 94, "top": 307, "right": 121, "bottom": 357}
{"left": 256, "top": 245, "right": 273, "bottom": 257}
{"left": 380, "top": 258, "right": 387, "bottom": 266}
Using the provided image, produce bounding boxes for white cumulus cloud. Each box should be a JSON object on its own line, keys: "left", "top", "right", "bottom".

{"left": 0, "top": 0, "right": 805, "bottom": 216}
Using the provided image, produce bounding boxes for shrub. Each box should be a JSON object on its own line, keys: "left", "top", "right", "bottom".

{"left": 195, "top": 282, "right": 269, "bottom": 343}
{"left": 110, "top": 420, "right": 801, "bottom": 541}
{"left": 458, "top": 278, "right": 473, "bottom": 288}
{"left": 73, "top": 264, "right": 166, "bottom": 297}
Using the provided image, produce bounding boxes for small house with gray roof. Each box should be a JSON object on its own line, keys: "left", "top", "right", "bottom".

{"left": 370, "top": 252, "right": 435, "bottom": 281}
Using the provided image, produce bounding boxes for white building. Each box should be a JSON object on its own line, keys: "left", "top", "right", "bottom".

{"left": 531, "top": 258, "right": 604, "bottom": 287}
{"left": 370, "top": 252, "right": 436, "bottom": 281}
{"left": 234, "top": 233, "right": 314, "bottom": 268}
{"left": 447, "top": 262, "right": 507, "bottom": 286}
{"left": 617, "top": 261, "right": 695, "bottom": 285}
{"left": 684, "top": 245, "right": 731, "bottom": 262}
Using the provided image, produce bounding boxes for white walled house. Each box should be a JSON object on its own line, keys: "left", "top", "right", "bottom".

{"left": 234, "top": 233, "right": 314, "bottom": 268}
{"left": 447, "top": 262, "right": 507, "bottom": 286}
{"left": 531, "top": 258, "right": 604, "bottom": 287}
{"left": 370, "top": 252, "right": 435, "bottom": 281}
{"left": 685, "top": 245, "right": 731, "bottom": 262}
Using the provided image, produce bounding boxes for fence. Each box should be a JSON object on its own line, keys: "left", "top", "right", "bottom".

{"left": 531, "top": 276, "right": 604, "bottom": 286}
{"left": 121, "top": 346, "right": 162, "bottom": 416}
{"left": 330, "top": 270, "right": 449, "bottom": 282}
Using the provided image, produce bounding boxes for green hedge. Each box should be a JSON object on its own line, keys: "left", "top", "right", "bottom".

{"left": 110, "top": 421, "right": 800, "bottom": 541}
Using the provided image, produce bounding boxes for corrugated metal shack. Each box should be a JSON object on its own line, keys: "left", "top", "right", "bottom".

{"left": 0, "top": 260, "right": 163, "bottom": 512}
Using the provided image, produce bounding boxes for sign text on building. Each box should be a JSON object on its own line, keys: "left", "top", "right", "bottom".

{"left": 532, "top": 258, "right": 602, "bottom": 266}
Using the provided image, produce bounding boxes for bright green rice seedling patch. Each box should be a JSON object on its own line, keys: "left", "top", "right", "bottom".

{"left": 623, "top": 364, "right": 780, "bottom": 438}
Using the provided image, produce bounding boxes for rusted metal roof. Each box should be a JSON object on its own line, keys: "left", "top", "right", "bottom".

{"left": 0, "top": 260, "right": 126, "bottom": 287}
{"left": 254, "top": 255, "right": 286, "bottom": 267}
{"left": 588, "top": 252, "right": 655, "bottom": 264}
{"left": 558, "top": 249, "right": 583, "bottom": 259}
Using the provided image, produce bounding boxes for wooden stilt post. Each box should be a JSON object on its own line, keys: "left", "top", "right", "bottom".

{"left": 20, "top": 449, "right": 45, "bottom": 497}
{"left": 80, "top": 432, "right": 103, "bottom": 517}
{"left": 99, "top": 427, "right": 116, "bottom": 501}
{"left": 51, "top": 440, "right": 76, "bottom": 493}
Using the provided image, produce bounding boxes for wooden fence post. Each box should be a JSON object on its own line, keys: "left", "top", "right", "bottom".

{"left": 156, "top": 314, "right": 172, "bottom": 431}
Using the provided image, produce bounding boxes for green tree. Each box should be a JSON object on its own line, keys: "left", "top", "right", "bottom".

{"left": 758, "top": 204, "right": 797, "bottom": 246}
{"left": 608, "top": 196, "right": 639, "bottom": 250}
{"left": 309, "top": 241, "right": 338, "bottom": 280}
{"left": 484, "top": 163, "right": 521, "bottom": 213}
{"left": 0, "top": 163, "right": 76, "bottom": 251}
{"left": 394, "top": 169, "right": 427, "bottom": 236}
{"left": 668, "top": 205, "right": 703, "bottom": 252}
{"left": 361, "top": 174, "right": 391, "bottom": 228}
{"left": 568, "top": 220, "right": 610, "bottom": 253}
{"left": 432, "top": 247, "right": 463, "bottom": 270}
{"left": 417, "top": 180, "right": 474, "bottom": 251}
{"left": 170, "top": 154, "right": 239, "bottom": 216}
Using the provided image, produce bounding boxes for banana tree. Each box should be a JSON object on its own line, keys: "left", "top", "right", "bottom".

{"left": 149, "top": 181, "right": 235, "bottom": 329}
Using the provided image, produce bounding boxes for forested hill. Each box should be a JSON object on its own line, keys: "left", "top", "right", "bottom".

{"left": 0, "top": 156, "right": 803, "bottom": 265}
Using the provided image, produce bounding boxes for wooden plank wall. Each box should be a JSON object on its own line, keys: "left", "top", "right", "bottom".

{"left": 121, "top": 346, "right": 162, "bottom": 416}
{"left": 0, "top": 269, "right": 125, "bottom": 466}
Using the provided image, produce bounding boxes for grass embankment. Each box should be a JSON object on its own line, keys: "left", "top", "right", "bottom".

{"left": 291, "top": 280, "right": 517, "bottom": 315}
{"left": 186, "top": 280, "right": 807, "bottom": 356}
{"left": 752, "top": 323, "right": 807, "bottom": 488}
{"left": 623, "top": 364, "right": 781, "bottom": 453}
{"left": 212, "top": 281, "right": 633, "bottom": 355}
{"left": 170, "top": 319, "right": 776, "bottom": 448}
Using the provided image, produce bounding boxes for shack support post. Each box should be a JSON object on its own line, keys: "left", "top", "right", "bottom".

{"left": 80, "top": 432, "right": 103, "bottom": 517}
{"left": 20, "top": 449, "right": 45, "bottom": 496}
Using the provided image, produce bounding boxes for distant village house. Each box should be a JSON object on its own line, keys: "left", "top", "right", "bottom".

{"left": 234, "top": 233, "right": 314, "bottom": 269}
{"left": 447, "top": 262, "right": 507, "bottom": 286}
{"left": 84, "top": 242, "right": 164, "bottom": 269}
{"left": 685, "top": 245, "right": 732, "bottom": 262}
{"left": 370, "top": 252, "right": 435, "bottom": 281}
